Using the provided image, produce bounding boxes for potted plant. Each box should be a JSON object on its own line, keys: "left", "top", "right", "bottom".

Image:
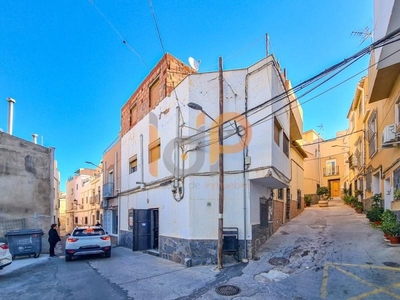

{"left": 305, "top": 195, "right": 312, "bottom": 207}
{"left": 317, "top": 186, "right": 330, "bottom": 207}
{"left": 354, "top": 201, "right": 363, "bottom": 213}
{"left": 381, "top": 220, "right": 400, "bottom": 244}
{"left": 381, "top": 209, "right": 399, "bottom": 242}
{"left": 366, "top": 206, "right": 384, "bottom": 225}
{"left": 394, "top": 188, "right": 400, "bottom": 201}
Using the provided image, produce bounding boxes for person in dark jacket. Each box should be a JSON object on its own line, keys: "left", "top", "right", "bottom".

{"left": 48, "top": 223, "right": 61, "bottom": 257}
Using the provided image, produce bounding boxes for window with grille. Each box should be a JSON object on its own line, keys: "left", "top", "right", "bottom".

{"left": 366, "top": 168, "right": 372, "bottom": 191}
{"left": 129, "top": 155, "right": 138, "bottom": 173}
{"left": 297, "top": 189, "right": 302, "bottom": 209}
{"left": 278, "top": 188, "right": 284, "bottom": 200}
{"left": 368, "top": 111, "right": 377, "bottom": 157}
{"left": 149, "top": 139, "right": 161, "bottom": 163}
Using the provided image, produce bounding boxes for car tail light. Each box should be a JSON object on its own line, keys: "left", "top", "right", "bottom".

{"left": 100, "top": 236, "right": 110, "bottom": 241}
{"left": 0, "top": 244, "right": 9, "bottom": 250}
{"left": 67, "top": 238, "right": 79, "bottom": 242}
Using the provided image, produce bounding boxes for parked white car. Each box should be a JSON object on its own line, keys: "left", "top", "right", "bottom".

{"left": 65, "top": 226, "right": 111, "bottom": 262}
{"left": 0, "top": 242, "right": 12, "bottom": 270}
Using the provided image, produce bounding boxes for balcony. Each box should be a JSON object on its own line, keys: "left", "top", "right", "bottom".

{"left": 323, "top": 166, "right": 339, "bottom": 177}
{"left": 103, "top": 182, "right": 114, "bottom": 199}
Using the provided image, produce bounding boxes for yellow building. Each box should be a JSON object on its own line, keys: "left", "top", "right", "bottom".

{"left": 303, "top": 130, "right": 347, "bottom": 200}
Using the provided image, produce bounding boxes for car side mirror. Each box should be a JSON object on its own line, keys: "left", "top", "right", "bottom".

{"left": 65, "top": 233, "right": 71, "bottom": 237}
{"left": 106, "top": 232, "right": 109, "bottom": 235}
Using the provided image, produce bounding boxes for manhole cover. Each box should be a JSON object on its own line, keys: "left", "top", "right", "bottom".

{"left": 383, "top": 262, "right": 400, "bottom": 268}
{"left": 269, "top": 257, "right": 290, "bottom": 266}
{"left": 215, "top": 285, "right": 241, "bottom": 296}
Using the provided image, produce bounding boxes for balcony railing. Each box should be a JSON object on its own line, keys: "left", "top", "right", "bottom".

{"left": 323, "top": 166, "right": 339, "bottom": 177}
{"left": 103, "top": 182, "right": 114, "bottom": 199}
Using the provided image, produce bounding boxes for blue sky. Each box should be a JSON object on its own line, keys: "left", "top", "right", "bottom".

{"left": 0, "top": 1, "right": 373, "bottom": 191}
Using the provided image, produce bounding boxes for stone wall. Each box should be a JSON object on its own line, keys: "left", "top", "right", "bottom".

{"left": 0, "top": 132, "right": 54, "bottom": 236}
{"left": 120, "top": 230, "right": 133, "bottom": 249}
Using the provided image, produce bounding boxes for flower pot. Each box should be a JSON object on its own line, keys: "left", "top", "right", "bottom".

{"left": 388, "top": 236, "right": 400, "bottom": 244}
{"left": 374, "top": 221, "right": 382, "bottom": 226}
{"left": 355, "top": 208, "right": 363, "bottom": 213}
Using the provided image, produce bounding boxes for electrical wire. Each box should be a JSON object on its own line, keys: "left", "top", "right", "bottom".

{"left": 89, "top": 0, "right": 148, "bottom": 68}
{"left": 148, "top": 0, "right": 166, "bottom": 54}
{"left": 184, "top": 33, "right": 400, "bottom": 149}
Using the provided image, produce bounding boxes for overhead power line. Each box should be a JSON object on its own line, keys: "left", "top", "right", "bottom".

{"left": 89, "top": 0, "right": 148, "bottom": 68}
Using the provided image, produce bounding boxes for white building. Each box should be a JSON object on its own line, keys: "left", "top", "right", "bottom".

{"left": 119, "top": 54, "right": 302, "bottom": 265}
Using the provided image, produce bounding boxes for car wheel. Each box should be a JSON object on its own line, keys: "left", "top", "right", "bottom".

{"left": 105, "top": 252, "right": 111, "bottom": 258}
{"left": 34, "top": 253, "right": 40, "bottom": 258}
{"left": 65, "top": 255, "right": 72, "bottom": 262}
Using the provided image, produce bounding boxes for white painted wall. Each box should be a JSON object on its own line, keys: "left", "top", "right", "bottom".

{"left": 120, "top": 57, "right": 292, "bottom": 241}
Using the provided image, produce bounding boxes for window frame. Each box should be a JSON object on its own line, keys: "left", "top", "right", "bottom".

{"left": 149, "top": 77, "right": 160, "bottom": 108}
{"left": 129, "top": 155, "right": 138, "bottom": 174}
{"left": 274, "top": 118, "right": 281, "bottom": 146}
{"left": 367, "top": 110, "right": 377, "bottom": 157}
{"left": 130, "top": 103, "right": 137, "bottom": 126}
{"left": 148, "top": 138, "right": 161, "bottom": 163}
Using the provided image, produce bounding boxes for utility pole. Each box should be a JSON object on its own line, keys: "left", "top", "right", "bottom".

{"left": 218, "top": 57, "right": 224, "bottom": 269}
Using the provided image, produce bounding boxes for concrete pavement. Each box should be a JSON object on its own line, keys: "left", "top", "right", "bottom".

{"left": 2, "top": 199, "right": 400, "bottom": 299}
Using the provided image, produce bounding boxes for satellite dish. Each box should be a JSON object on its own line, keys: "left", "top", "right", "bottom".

{"left": 188, "top": 57, "right": 200, "bottom": 71}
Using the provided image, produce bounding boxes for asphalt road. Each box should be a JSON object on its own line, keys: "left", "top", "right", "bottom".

{"left": 1, "top": 199, "right": 400, "bottom": 300}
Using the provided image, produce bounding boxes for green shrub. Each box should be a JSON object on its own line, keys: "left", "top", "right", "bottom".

{"left": 381, "top": 221, "right": 400, "bottom": 237}
{"left": 366, "top": 206, "right": 384, "bottom": 222}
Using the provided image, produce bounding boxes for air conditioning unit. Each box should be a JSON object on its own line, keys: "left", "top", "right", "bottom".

{"left": 382, "top": 124, "right": 396, "bottom": 145}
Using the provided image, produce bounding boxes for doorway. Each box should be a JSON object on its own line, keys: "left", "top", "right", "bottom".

{"left": 132, "top": 208, "right": 159, "bottom": 251}
{"left": 329, "top": 180, "right": 340, "bottom": 198}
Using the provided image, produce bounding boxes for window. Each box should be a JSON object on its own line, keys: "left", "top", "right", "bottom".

{"left": 274, "top": 118, "right": 281, "bottom": 146}
{"left": 71, "top": 188, "right": 73, "bottom": 195}
{"left": 149, "top": 138, "right": 161, "bottom": 163}
{"left": 96, "top": 210, "right": 100, "bottom": 222}
{"left": 130, "top": 103, "right": 137, "bottom": 126}
{"left": 368, "top": 111, "right": 377, "bottom": 157}
{"left": 325, "top": 159, "right": 337, "bottom": 176}
{"left": 283, "top": 133, "right": 289, "bottom": 157}
{"left": 394, "top": 168, "right": 400, "bottom": 189}
{"left": 366, "top": 168, "right": 372, "bottom": 191}
{"left": 395, "top": 96, "right": 400, "bottom": 125}
{"left": 74, "top": 217, "right": 78, "bottom": 224}
{"left": 149, "top": 77, "right": 160, "bottom": 107}
{"left": 355, "top": 138, "right": 362, "bottom": 168}
{"left": 129, "top": 155, "right": 138, "bottom": 174}
{"left": 85, "top": 217, "right": 88, "bottom": 225}
{"left": 297, "top": 189, "right": 302, "bottom": 209}
{"left": 278, "top": 188, "right": 284, "bottom": 200}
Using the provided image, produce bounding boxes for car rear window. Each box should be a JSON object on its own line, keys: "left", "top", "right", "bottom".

{"left": 72, "top": 228, "right": 105, "bottom": 236}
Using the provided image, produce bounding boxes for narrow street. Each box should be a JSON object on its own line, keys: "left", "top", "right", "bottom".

{"left": 1, "top": 199, "right": 399, "bottom": 300}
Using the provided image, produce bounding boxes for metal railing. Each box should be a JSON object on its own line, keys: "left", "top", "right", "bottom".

{"left": 323, "top": 166, "right": 339, "bottom": 176}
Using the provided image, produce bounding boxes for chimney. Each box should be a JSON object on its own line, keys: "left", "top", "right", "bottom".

{"left": 7, "top": 98, "right": 16, "bottom": 135}
{"left": 32, "top": 134, "right": 38, "bottom": 144}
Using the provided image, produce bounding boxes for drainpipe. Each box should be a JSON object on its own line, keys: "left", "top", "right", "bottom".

{"left": 7, "top": 97, "right": 15, "bottom": 135}
{"left": 140, "top": 134, "right": 144, "bottom": 184}
{"left": 175, "top": 106, "right": 180, "bottom": 190}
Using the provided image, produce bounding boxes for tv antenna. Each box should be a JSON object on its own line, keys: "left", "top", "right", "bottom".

{"left": 317, "top": 124, "right": 324, "bottom": 139}
{"left": 351, "top": 26, "right": 373, "bottom": 46}
{"left": 188, "top": 57, "right": 200, "bottom": 71}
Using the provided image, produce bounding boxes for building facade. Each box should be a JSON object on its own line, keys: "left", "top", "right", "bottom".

{"left": 117, "top": 53, "right": 305, "bottom": 265}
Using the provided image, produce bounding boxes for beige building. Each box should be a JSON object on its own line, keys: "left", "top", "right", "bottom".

{"left": 65, "top": 168, "right": 102, "bottom": 233}
{"left": 302, "top": 130, "right": 347, "bottom": 199}
{"left": 343, "top": 1, "right": 400, "bottom": 213}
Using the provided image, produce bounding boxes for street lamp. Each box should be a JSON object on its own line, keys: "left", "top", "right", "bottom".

{"left": 85, "top": 161, "right": 102, "bottom": 168}
{"left": 188, "top": 101, "right": 225, "bottom": 269}
{"left": 188, "top": 102, "right": 214, "bottom": 122}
